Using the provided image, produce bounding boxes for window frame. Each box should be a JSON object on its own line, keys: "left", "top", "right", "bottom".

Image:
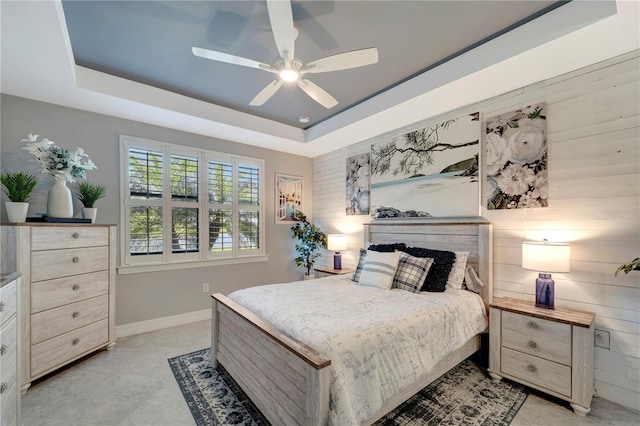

{"left": 119, "top": 135, "right": 267, "bottom": 274}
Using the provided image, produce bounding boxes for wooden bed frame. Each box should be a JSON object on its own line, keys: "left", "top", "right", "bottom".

{"left": 211, "top": 219, "right": 493, "bottom": 425}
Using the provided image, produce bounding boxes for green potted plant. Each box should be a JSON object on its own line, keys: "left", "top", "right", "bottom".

{"left": 1, "top": 171, "right": 38, "bottom": 222}
{"left": 73, "top": 181, "right": 106, "bottom": 223}
{"left": 290, "top": 211, "right": 327, "bottom": 279}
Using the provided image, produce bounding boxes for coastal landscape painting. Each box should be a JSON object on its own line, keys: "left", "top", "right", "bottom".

{"left": 370, "top": 112, "right": 480, "bottom": 217}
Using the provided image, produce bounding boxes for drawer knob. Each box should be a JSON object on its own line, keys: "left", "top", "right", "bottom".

{"left": 72, "top": 232, "right": 80, "bottom": 238}
{"left": 0, "top": 301, "right": 5, "bottom": 312}
{"left": 527, "top": 321, "right": 539, "bottom": 329}
{"left": 0, "top": 383, "right": 7, "bottom": 394}
{"left": 72, "top": 338, "right": 80, "bottom": 346}
{"left": 528, "top": 340, "right": 538, "bottom": 349}
{"left": 527, "top": 364, "right": 538, "bottom": 373}
{"left": 72, "top": 256, "right": 80, "bottom": 263}
{"left": 0, "top": 344, "right": 6, "bottom": 356}
{"left": 72, "top": 284, "right": 80, "bottom": 291}
{"left": 72, "top": 311, "right": 80, "bottom": 318}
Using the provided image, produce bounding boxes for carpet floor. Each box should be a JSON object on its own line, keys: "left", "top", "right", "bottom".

{"left": 168, "top": 348, "right": 528, "bottom": 426}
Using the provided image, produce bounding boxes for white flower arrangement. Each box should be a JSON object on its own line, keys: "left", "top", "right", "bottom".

{"left": 22, "top": 133, "right": 97, "bottom": 182}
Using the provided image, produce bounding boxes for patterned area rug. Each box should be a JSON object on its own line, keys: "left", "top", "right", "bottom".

{"left": 168, "top": 348, "right": 528, "bottom": 426}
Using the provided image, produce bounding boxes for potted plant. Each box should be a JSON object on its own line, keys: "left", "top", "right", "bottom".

{"left": 1, "top": 171, "right": 38, "bottom": 222}
{"left": 73, "top": 181, "right": 106, "bottom": 223}
{"left": 290, "top": 211, "right": 327, "bottom": 279}
{"left": 615, "top": 258, "right": 640, "bottom": 276}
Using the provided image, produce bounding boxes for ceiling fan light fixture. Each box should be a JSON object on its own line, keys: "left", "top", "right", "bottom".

{"left": 279, "top": 68, "right": 299, "bottom": 82}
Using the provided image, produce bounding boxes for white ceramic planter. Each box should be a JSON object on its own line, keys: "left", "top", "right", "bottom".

{"left": 47, "top": 179, "right": 73, "bottom": 218}
{"left": 5, "top": 202, "right": 29, "bottom": 222}
{"left": 82, "top": 207, "right": 97, "bottom": 223}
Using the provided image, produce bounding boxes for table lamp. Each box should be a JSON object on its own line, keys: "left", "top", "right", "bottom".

{"left": 327, "top": 234, "right": 347, "bottom": 270}
{"left": 522, "top": 240, "right": 570, "bottom": 310}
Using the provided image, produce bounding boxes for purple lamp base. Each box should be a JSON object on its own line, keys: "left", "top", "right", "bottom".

{"left": 333, "top": 252, "right": 342, "bottom": 270}
{"left": 535, "top": 273, "right": 555, "bottom": 309}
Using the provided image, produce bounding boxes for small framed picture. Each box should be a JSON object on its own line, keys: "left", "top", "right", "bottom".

{"left": 275, "top": 173, "right": 303, "bottom": 223}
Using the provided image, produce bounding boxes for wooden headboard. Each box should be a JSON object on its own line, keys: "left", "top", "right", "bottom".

{"left": 363, "top": 218, "right": 493, "bottom": 308}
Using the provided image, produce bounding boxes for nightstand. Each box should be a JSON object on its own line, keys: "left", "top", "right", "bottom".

{"left": 488, "top": 297, "right": 595, "bottom": 416}
{"left": 314, "top": 267, "right": 354, "bottom": 279}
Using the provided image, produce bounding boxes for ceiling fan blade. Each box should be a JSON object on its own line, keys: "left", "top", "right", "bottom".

{"left": 266, "top": 0, "right": 296, "bottom": 63}
{"left": 304, "top": 48, "right": 378, "bottom": 74}
{"left": 250, "top": 80, "right": 284, "bottom": 106}
{"left": 297, "top": 79, "right": 338, "bottom": 109}
{"left": 192, "top": 46, "right": 268, "bottom": 70}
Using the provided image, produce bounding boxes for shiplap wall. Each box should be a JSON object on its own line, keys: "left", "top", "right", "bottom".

{"left": 312, "top": 51, "right": 640, "bottom": 410}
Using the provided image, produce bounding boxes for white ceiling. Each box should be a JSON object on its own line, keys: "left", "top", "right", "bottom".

{"left": 1, "top": 1, "right": 639, "bottom": 158}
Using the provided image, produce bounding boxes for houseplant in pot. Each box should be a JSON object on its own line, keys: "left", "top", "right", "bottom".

{"left": 290, "top": 210, "right": 327, "bottom": 279}
{"left": 73, "top": 181, "right": 106, "bottom": 223}
{"left": 1, "top": 171, "right": 38, "bottom": 222}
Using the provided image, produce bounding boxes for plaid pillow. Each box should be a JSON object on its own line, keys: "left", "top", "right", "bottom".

{"left": 392, "top": 253, "right": 434, "bottom": 293}
{"left": 352, "top": 248, "right": 367, "bottom": 282}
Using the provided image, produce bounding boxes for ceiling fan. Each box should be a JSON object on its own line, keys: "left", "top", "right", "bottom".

{"left": 192, "top": 0, "right": 378, "bottom": 109}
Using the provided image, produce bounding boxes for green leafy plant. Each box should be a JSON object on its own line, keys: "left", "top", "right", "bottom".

{"left": 0, "top": 171, "right": 38, "bottom": 202}
{"left": 615, "top": 258, "right": 640, "bottom": 276}
{"left": 290, "top": 211, "right": 327, "bottom": 276}
{"left": 74, "top": 181, "right": 106, "bottom": 207}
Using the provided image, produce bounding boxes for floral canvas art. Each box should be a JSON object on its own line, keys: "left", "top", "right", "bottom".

{"left": 370, "top": 112, "right": 480, "bottom": 218}
{"left": 486, "top": 103, "right": 548, "bottom": 209}
{"left": 346, "top": 153, "right": 370, "bottom": 215}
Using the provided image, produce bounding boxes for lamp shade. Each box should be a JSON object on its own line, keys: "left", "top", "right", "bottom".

{"left": 522, "top": 241, "right": 570, "bottom": 273}
{"left": 327, "top": 234, "right": 347, "bottom": 251}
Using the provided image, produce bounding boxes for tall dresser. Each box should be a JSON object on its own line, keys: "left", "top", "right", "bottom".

{"left": 1, "top": 224, "right": 116, "bottom": 393}
{"left": 0, "top": 272, "right": 20, "bottom": 425}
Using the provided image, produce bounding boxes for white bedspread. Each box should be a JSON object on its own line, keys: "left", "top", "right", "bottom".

{"left": 228, "top": 275, "right": 488, "bottom": 425}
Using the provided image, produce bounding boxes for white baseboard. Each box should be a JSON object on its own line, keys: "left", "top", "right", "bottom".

{"left": 116, "top": 308, "right": 211, "bottom": 338}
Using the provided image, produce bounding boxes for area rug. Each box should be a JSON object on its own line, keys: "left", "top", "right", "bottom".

{"left": 168, "top": 348, "right": 528, "bottom": 426}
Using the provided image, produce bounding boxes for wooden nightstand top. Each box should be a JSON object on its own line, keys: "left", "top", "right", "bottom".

{"left": 314, "top": 267, "right": 354, "bottom": 275}
{"left": 490, "top": 297, "right": 594, "bottom": 328}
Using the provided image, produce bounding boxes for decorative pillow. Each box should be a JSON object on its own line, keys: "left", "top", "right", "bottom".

{"left": 464, "top": 264, "right": 484, "bottom": 293}
{"left": 367, "top": 242, "right": 407, "bottom": 252}
{"left": 399, "top": 246, "right": 456, "bottom": 292}
{"left": 392, "top": 253, "right": 434, "bottom": 293}
{"left": 352, "top": 248, "right": 367, "bottom": 282}
{"left": 358, "top": 250, "right": 401, "bottom": 290}
{"left": 446, "top": 251, "right": 470, "bottom": 290}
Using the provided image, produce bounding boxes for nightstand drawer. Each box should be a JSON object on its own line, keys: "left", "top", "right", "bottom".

{"left": 502, "top": 347, "right": 571, "bottom": 397}
{"left": 0, "top": 279, "right": 17, "bottom": 328}
{"left": 502, "top": 327, "right": 571, "bottom": 366}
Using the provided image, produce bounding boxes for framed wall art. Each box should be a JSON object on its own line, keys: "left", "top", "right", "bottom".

{"left": 370, "top": 112, "right": 480, "bottom": 218}
{"left": 275, "top": 173, "right": 303, "bottom": 223}
{"left": 346, "top": 153, "right": 370, "bottom": 215}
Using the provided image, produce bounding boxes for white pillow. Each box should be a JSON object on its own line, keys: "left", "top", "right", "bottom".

{"left": 358, "top": 250, "right": 401, "bottom": 290}
{"left": 464, "top": 264, "right": 484, "bottom": 293}
{"left": 446, "top": 251, "right": 470, "bottom": 290}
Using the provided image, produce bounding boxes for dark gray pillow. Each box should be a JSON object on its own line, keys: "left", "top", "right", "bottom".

{"left": 399, "top": 247, "right": 456, "bottom": 292}
{"left": 367, "top": 242, "right": 407, "bottom": 252}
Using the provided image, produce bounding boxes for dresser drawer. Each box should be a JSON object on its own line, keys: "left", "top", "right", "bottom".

{"left": 502, "top": 347, "right": 571, "bottom": 397}
{"left": 0, "top": 317, "right": 18, "bottom": 362}
{"left": 31, "top": 271, "right": 109, "bottom": 313}
{"left": 0, "top": 279, "right": 17, "bottom": 328}
{"left": 31, "top": 295, "right": 109, "bottom": 344}
{"left": 0, "top": 341, "right": 17, "bottom": 400}
{"left": 31, "top": 226, "right": 108, "bottom": 251}
{"left": 31, "top": 246, "right": 108, "bottom": 282}
{"left": 31, "top": 318, "right": 109, "bottom": 377}
{"left": 502, "top": 311, "right": 571, "bottom": 364}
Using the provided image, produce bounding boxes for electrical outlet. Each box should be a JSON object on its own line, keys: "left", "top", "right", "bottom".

{"left": 594, "top": 329, "right": 610, "bottom": 350}
{"left": 202, "top": 283, "right": 210, "bottom": 293}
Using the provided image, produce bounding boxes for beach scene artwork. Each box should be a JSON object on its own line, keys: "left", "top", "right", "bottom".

{"left": 275, "top": 173, "right": 303, "bottom": 223}
{"left": 346, "top": 153, "right": 370, "bottom": 215}
{"left": 370, "top": 112, "right": 480, "bottom": 218}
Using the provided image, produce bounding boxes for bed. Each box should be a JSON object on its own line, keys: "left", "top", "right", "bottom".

{"left": 211, "top": 219, "right": 493, "bottom": 425}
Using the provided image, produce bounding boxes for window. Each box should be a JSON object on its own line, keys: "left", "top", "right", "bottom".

{"left": 120, "top": 136, "right": 265, "bottom": 271}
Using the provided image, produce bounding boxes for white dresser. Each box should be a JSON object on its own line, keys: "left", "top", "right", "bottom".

{"left": 1, "top": 224, "right": 116, "bottom": 393}
{"left": 0, "top": 273, "right": 20, "bottom": 426}
{"left": 488, "top": 297, "right": 595, "bottom": 416}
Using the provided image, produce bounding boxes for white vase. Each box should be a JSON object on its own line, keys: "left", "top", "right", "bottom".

{"left": 47, "top": 179, "right": 73, "bottom": 218}
{"left": 82, "top": 207, "right": 97, "bottom": 223}
{"left": 5, "top": 202, "right": 29, "bottom": 222}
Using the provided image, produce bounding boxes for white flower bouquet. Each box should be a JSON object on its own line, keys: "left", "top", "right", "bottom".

{"left": 22, "top": 133, "right": 97, "bottom": 182}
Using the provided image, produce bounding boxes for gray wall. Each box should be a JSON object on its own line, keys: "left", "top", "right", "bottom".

{"left": 0, "top": 94, "right": 313, "bottom": 325}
